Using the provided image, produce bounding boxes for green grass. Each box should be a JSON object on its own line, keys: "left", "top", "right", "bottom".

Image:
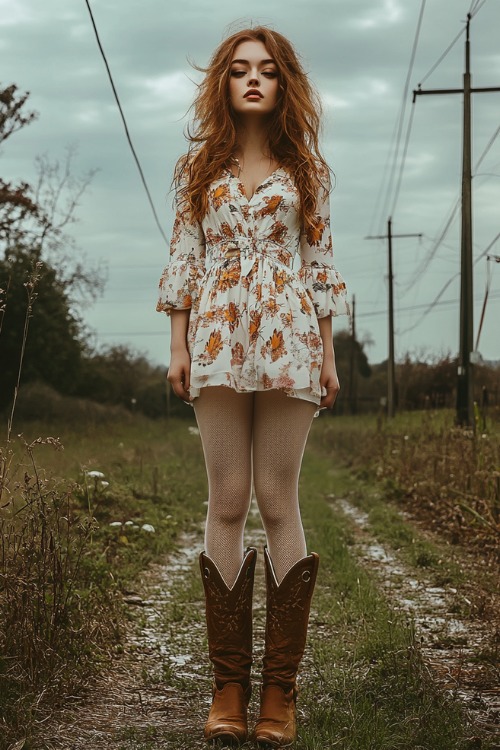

{"left": 0, "top": 415, "right": 208, "bottom": 749}
{"left": 295, "top": 448, "right": 478, "bottom": 749}
{"left": 2, "top": 410, "right": 497, "bottom": 749}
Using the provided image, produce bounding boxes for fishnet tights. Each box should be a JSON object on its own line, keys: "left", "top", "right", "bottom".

{"left": 193, "top": 387, "right": 316, "bottom": 587}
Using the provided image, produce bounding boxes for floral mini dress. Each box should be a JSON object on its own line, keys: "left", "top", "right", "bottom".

{"left": 157, "top": 161, "right": 349, "bottom": 406}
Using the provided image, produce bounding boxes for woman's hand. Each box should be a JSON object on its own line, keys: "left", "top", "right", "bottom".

{"left": 167, "top": 309, "right": 192, "bottom": 402}
{"left": 320, "top": 350, "right": 340, "bottom": 409}
{"left": 167, "top": 346, "right": 192, "bottom": 402}
{"left": 317, "top": 315, "right": 340, "bottom": 410}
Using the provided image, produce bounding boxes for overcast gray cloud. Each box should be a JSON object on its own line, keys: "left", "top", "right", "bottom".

{"left": 1, "top": 0, "right": 499, "bottom": 366}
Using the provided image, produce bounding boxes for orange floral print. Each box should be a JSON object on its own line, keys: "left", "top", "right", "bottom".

{"left": 256, "top": 194, "right": 283, "bottom": 218}
{"left": 267, "top": 329, "right": 287, "bottom": 362}
{"left": 267, "top": 221, "right": 288, "bottom": 244}
{"left": 299, "top": 292, "right": 312, "bottom": 315}
{"left": 211, "top": 183, "right": 231, "bottom": 210}
{"left": 231, "top": 341, "right": 245, "bottom": 367}
{"left": 225, "top": 302, "right": 241, "bottom": 333}
{"left": 217, "top": 265, "right": 240, "bottom": 292}
{"left": 157, "top": 164, "right": 349, "bottom": 406}
{"left": 265, "top": 297, "right": 280, "bottom": 316}
{"left": 274, "top": 269, "right": 289, "bottom": 294}
{"left": 249, "top": 310, "right": 262, "bottom": 343}
{"left": 204, "top": 331, "right": 224, "bottom": 362}
{"left": 306, "top": 216, "right": 326, "bottom": 246}
{"left": 262, "top": 373, "right": 273, "bottom": 390}
{"left": 220, "top": 221, "right": 234, "bottom": 238}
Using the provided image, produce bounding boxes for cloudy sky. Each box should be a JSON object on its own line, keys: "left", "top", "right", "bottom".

{"left": 1, "top": 0, "right": 499, "bottom": 367}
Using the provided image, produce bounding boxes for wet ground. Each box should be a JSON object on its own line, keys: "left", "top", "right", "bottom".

{"left": 336, "top": 497, "right": 500, "bottom": 739}
{"left": 44, "top": 498, "right": 500, "bottom": 749}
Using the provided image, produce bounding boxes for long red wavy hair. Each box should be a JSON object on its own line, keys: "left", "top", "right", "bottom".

{"left": 176, "top": 27, "right": 331, "bottom": 233}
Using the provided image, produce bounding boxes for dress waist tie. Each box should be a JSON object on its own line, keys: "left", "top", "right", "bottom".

{"left": 206, "top": 238, "right": 295, "bottom": 278}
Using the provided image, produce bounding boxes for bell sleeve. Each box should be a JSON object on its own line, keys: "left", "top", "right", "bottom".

{"left": 156, "top": 166, "right": 206, "bottom": 316}
{"left": 298, "top": 169, "right": 349, "bottom": 319}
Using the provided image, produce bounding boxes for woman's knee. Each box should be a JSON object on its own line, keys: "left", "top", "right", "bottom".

{"left": 207, "top": 484, "right": 251, "bottom": 527}
{"left": 254, "top": 486, "right": 298, "bottom": 530}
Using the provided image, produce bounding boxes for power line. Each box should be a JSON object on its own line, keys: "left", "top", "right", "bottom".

{"left": 83, "top": 0, "right": 168, "bottom": 246}
{"left": 415, "top": 0, "right": 487, "bottom": 86}
{"left": 475, "top": 122, "right": 500, "bottom": 171}
{"left": 470, "top": 0, "right": 487, "bottom": 18}
{"left": 399, "top": 231, "right": 500, "bottom": 334}
{"left": 366, "top": 290, "right": 500, "bottom": 321}
{"left": 389, "top": 102, "right": 417, "bottom": 217}
{"left": 369, "top": 0, "right": 426, "bottom": 235}
{"left": 476, "top": 251, "right": 498, "bottom": 349}
{"left": 418, "top": 26, "right": 465, "bottom": 87}
{"left": 399, "top": 121, "right": 500, "bottom": 296}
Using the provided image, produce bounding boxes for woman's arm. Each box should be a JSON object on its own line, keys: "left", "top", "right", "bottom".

{"left": 167, "top": 309, "right": 192, "bottom": 401}
{"left": 318, "top": 315, "right": 340, "bottom": 410}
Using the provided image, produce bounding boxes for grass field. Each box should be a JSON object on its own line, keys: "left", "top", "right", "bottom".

{"left": 1, "top": 408, "right": 499, "bottom": 749}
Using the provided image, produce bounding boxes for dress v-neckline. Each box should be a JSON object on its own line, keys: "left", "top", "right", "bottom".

{"left": 225, "top": 166, "right": 284, "bottom": 203}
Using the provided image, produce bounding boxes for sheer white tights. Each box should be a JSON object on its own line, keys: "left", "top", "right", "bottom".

{"left": 193, "top": 386, "right": 316, "bottom": 587}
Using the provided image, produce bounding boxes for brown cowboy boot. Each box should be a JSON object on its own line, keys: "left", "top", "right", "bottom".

{"left": 253, "top": 547, "right": 319, "bottom": 748}
{"left": 199, "top": 547, "right": 257, "bottom": 745}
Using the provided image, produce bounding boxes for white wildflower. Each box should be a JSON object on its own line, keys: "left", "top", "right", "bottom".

{"left": 188, "top": 426, "right": 200, "bottom": 436}
{"left": 87, "top": 470, "right": 105, "bottom": 479}
{"left": 141, "top": 524, "right": 155, "bottom": 533}
{"left": 109, "top": 521, "right": 123, "bottom": 528}
{"left": 124, "top": 520, "right": 135, "bottom": 527}
{"left": 101, "top": 481, "right": 109, "bottom": 488}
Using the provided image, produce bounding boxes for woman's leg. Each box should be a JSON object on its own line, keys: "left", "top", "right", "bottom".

{"left": 193, "top": 386, "right": 256, "bottom": 744}
{"left": 252, "top": 390, "right": 316, "bottom": 584}
{"left": 252, "top": 390, "right": 318, "bottom": 747}
{"left": 193, "top": 385, "right": 254, "bottom": 588}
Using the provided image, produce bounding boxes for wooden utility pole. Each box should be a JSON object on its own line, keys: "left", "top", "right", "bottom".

{"left": 413, "top": 14, "right": 500, "bottom": 427}
{"left": 366, "top": 219, "right": 422, "bottom": 418}
{"left": 348, "top": 295, "right": 357, "bottom": 414}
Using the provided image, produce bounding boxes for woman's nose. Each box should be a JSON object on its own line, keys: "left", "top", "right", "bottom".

{"left": 247, "top": 75, "right": 260, "bottom": 86}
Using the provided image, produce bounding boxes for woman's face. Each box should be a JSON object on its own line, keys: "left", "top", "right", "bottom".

{"left": 229, "top": 39, "right": 280, "bottom": 117}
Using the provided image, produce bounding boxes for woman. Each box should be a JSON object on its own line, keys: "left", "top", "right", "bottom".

{"left": 157, "top": 26, "right": 349, "bottom": 747}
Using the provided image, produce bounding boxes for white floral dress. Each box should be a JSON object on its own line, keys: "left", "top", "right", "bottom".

{"left": 157, "top": 162, "right": 349, "bottom": 406}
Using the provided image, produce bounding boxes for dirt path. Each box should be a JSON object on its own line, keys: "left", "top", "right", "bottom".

{"left": 335, "top": 497, "right": 500, "bottom": 739}
{"left": 46, "top": 520, "right": 268, "bottom": 750}
{"left": 46, "top": 497, "right": 499, "bottom": 749}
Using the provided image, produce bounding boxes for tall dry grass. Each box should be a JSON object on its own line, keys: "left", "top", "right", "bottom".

{"left": 0, "top": 263, "right": 121, "bottom": 748}
{"left": 322, "top": 410, "right": 500, "bottom": 561}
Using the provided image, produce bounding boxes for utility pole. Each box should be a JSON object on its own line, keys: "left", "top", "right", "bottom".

{"left": 366, "top": 219, "right": 422, "bottom": 418}
{"left": 413, "top": 14, "right": 500, "bottom": 427}
{"left": 475, "top": 254, "right": 500, "bottom": 352}
{"left": 348, "top": 295, "right": 357, "bottom": 415}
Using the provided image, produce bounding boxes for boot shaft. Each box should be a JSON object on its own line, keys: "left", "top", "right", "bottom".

{"left": 262, "top": 547, "right": 319, "bottom": 690}
{"left": 200, "top": 547, "right": 257, "bottom": 687}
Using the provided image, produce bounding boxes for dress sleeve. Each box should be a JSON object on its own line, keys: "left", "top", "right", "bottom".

{"left": 298, "top": 169, "right": 349, "bottom": 319}
{"left": 156, "top": 164, "right": 206, "bottom": 316}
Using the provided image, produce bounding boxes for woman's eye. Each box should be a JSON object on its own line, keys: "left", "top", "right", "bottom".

{"left": 231, "top": 71, "right": 246, "bottom": 77}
